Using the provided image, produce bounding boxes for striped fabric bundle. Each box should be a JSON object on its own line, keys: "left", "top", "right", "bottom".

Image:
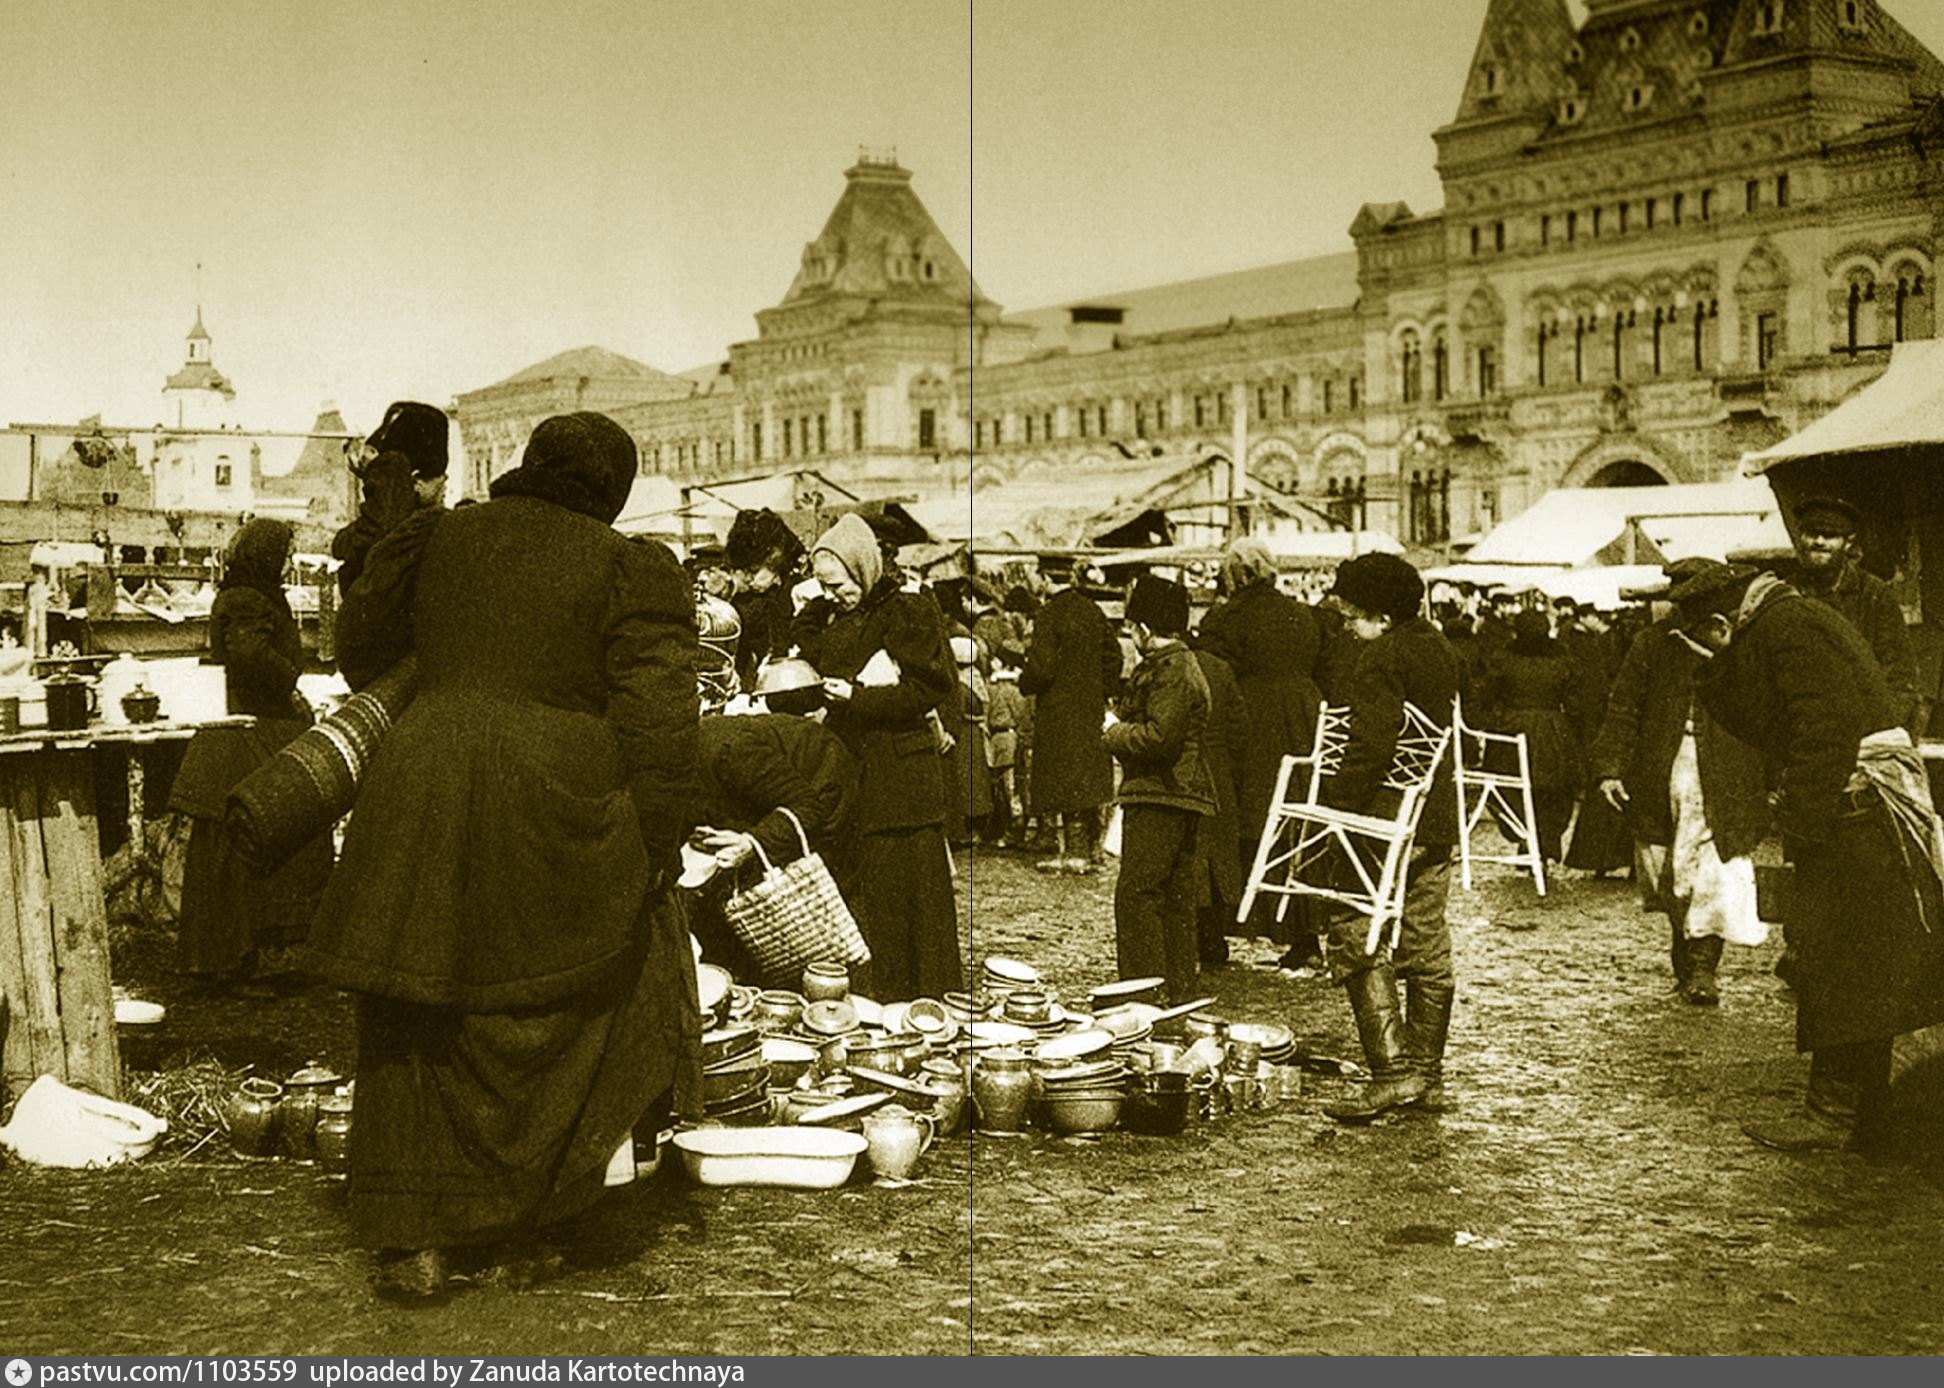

{"left": 224, "top": 657, "right": 418, "bottom": 873}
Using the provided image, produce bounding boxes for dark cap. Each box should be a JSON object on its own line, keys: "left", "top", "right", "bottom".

{"left": 1332, "top": 552, "right": 1425, "bottom": 623}
{"left": 366, "top": 401, "right": 449, "bottom": 480}
{"left": 1125, "top": 573, "right": 1190, "bottom": 635}
{"left": 1795, "top": 495, "right": 1861, "bottom": 536}
{"left": 1666, "top": 560, "right": 1759, "bottom": 611}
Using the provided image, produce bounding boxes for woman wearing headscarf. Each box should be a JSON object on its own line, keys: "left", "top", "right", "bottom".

{"left": 1475, "top": 609, "right": 1589, "bottom": 865}
{"left": 1194, "top": 537, "right": 1324, "bottom": 964}
{"left": 170, "top": 519, "right": 331, "bottom": 987}
{"left": 792, "top": 512, "right": 964, "bottom": 1001}
{"left": 304, "top": 412, "right": 702, "bottom": 1301}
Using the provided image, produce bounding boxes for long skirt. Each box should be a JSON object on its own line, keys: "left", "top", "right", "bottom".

{"left": 1563, "top": 789, "right": 1632, "bottom": 873}
{"left": 850, "top": 827, "right": 964, "bottom": 1002}
{"left": 344, "top": 893, "right": 701, "bottom": 1252}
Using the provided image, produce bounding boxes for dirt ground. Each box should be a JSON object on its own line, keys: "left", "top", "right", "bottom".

{"left": 5, "top": 845, "right": 1944, "bottom": 1355}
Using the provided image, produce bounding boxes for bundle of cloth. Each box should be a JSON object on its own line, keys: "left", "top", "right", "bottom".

{"left": 224, "top": 657, "right": 418, "bottom": 873}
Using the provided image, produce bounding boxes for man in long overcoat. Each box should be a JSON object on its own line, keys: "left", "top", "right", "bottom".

{"left": 1191, "top": 643, "right": 1248, "bottom": 968}
{"left": 1195, "top": 539, "right": 1323, "bottom": 962}
{"left": 1680, "top": 563, "right": 1944, "bottom": 1155}
{"left": 1018, "top": 555, "right": 1121, "bottom": 872}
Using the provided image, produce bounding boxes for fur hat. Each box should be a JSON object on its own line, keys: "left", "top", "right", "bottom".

{"left": 1125, "top": 574, "right": 1190, "bottom": 635}
{"left": 366, "top": 401, "right": 449, "bottom": 480}
{"left": 1332, "top": 553, "right": 1424, "bottom": 623}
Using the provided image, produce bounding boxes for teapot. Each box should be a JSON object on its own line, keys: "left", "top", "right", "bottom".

{"left": 860, "top": 1103, "right": 935, "bottom": 1181}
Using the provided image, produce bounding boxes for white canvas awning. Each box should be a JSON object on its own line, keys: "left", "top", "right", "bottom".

{"left": 1746, "top": 340, "right": 1944, "bottom": 472}
{"left": 1459, "top": 480, "right": 1787, "bottom": 568}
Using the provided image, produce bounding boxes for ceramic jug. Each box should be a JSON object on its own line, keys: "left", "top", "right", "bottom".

{"left": 223, "top": 1077, "right": 284, "bottom": 1158}
{"left": 861, "top": 1104, "right": 935, "bottom": 1180}
{"left": 972, "top": 1049, "right": 1034, "bottom": 1135}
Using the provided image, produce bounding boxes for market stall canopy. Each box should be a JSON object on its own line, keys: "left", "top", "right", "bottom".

{"left": 1744, "top": 340, "right": 1944, "bottom": 472}
{"left": 1456, "top": 480, "right": 1787, "bottom": 569}
{"left": 614, "top": 470, "right": 934, "bottom": 552}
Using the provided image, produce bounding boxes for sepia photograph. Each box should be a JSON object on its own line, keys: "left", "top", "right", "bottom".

{"left": 3, "top": 0, "right": 1944, "bottom": 1359}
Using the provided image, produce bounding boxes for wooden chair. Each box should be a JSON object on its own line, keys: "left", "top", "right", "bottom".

{"left": 1450, "top": 696, "right": 1547, "bottom": 896}
{"left": 1236, "top": 702, "right": 1454, "bottom": 956}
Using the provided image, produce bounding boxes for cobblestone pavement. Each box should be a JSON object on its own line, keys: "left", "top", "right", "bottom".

{"left": 2, "top": 848, "right": 1941, "bottom": 1354}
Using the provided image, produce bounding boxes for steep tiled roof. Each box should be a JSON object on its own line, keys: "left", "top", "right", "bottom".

{"left": 488, "top": 345, "right": 684, "bottom": 389}
{"left": 163, "top": 361, "right": 234, "bottom": 395}
{"left": 780, "top": 156, "right": 987, "bottom": 310}
{"left": 1453, "top": 0, "right": 1579, "bottom": 125}
{"left": 1002, "top": 251, "right": 1360, "bottom": 351}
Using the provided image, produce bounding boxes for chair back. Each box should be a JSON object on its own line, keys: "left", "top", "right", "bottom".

{"left": 1384, "top": 701, "right": 1452, "bottom": 796}
{"left": 1303, "top": 703, "right": 1352, "bottom": 800}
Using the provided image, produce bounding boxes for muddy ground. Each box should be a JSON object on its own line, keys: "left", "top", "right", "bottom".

{"left": 4, "top": 847, "right": 1943, "bottom": 1355}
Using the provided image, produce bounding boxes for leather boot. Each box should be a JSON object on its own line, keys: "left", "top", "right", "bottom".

{"left": 1404, "top": 979, "right": 1456, "bottom": 1113}
{"left": 1683, "top": 935, "right": 1723, "bottom": 1006}
{"left": 1669, "top": 913, "right": 1692, "bottom": 988}
{"left": 1324, "top": 963, "right": 1424, "bottom": 1123}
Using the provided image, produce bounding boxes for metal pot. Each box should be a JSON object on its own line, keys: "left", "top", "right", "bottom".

{"left": 280, "top": 1060, "right": 343, "bottom": 1160}
{"left": 223, "top": 1077, "right": 284, "bottom": 1158}
{"left": 42, "top": 671, "right": 97, "bottom": 732}
{"left": 120, "top": 682, "right": 161, "bottom": 724}
{"left": 313, "top": 1092, "right": 354, "bottom": 1171}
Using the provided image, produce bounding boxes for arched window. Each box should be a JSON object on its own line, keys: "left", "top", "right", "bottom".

{"left": 1432, "top": 333, "right": 1450, "bottom": 400}
{"left": 1400, "top": 330, "right": 1423, "bottom": 404}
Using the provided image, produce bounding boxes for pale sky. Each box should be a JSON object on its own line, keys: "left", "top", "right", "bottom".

{"left": 5, "top": 1, "right": 1942, "bottom": 437}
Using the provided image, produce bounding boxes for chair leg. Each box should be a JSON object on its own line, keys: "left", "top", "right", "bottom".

{"left": 1518, "top": 768, "right": 1546, "bottom": 896}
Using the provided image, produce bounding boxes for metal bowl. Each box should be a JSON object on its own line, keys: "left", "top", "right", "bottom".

{"left": 1120, "top": 1085, "right": 1191, "bottom": 1136}
{"left": 1041, "top": 1089, "right": 1125, "bottom": 1136}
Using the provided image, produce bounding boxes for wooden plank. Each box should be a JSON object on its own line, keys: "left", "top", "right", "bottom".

{"left": 40, "top": 750, "right": 118, "bottom": 1099}
{"left": 0, "top": 770, "right": 36, "bottom": 1098}
{"left": 7, "top": 766, "right": 68, "bottom": 1085}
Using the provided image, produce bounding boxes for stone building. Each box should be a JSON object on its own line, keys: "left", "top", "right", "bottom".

{"left": 453, "top": 0, "right": 1944, "bottom": 553}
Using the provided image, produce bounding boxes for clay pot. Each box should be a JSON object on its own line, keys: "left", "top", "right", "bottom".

{"left": 972, "top": 1049, "right": 1034, "bottom": 1135}
{"left": 801, "top": 962, "right": 850, "bottom": 1003}
{"left": 223, "top": 1077, "right": 283, "bottom": 1158}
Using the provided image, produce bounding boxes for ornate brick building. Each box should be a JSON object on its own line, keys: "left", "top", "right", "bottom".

{"left": 454, "top": 0, "right": 1944, "bottom": 553}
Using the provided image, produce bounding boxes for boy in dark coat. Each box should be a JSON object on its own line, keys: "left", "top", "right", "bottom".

{"left": 1321, "top": 553, "right": 1461, "bottom": 1123}
{"left": 1104, "top": 575, "right": 1215, "bottom": 1006}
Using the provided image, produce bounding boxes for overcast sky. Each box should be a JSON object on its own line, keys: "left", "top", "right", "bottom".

{"left": 5, "top": 1, "right": 1942, "bottom": 437}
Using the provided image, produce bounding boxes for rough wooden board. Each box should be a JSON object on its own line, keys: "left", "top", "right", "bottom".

{"left": 6, "top": 768, "right": 68, "bottom": 1084}
{"left": 0, "top": 780, "right": 34, "bottom": 1093}
{"left": 40, "top": 751, "right": 118, "bottom": 1099}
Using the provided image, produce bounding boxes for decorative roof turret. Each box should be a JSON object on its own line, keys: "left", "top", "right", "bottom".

{"left": 1452, "top": 0, "right": 1579, "bottom": 126}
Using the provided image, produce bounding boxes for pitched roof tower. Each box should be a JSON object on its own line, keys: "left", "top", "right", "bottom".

{"left": 1438, "top": 0, "right": 1579, "bottom": 170}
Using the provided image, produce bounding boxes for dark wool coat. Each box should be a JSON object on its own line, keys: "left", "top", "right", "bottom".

{"left": 1195, "top": 580, "right": 1323, "bottom": 843}
{"left": 1192, "top": 648, "right": 1248, "bottom": 904}
{"left": 307, "top": 495, "right": 701, "bottom": 1010}
{"left": 1698, "top": 585, "right": 1944, "bottom": 1050}
{"left": 1327, "top": 617, "right": 1460, "bottom": 849}
{"left": 1588, "top": 620, "right": 1767, "bottom": 858}
{"left": 1473, "top": 646, "right": 1588, "bottom": 791}
{"left": 793, "top": 580, "right": 955, "bottom": 834}
{"left": 1105, "top": 641, "right": 1215, "bottom": 816}
{"left": 1796, "top": 557, "right": 1919, "bottom": 733}
{"left": 692, "top": 713, "right": 858, "bottom": 876}
{"left": 1312, "top": 601, "right": 1363, "bottom": 706}
{"left": 792, "top": 579, "right": 962, "bottom": 1001}
{"left": 1018, "top": 586, "right": 1120, "bottom": 815}
{"left": 731, "top": 584, "right": 795, "bottom": 689}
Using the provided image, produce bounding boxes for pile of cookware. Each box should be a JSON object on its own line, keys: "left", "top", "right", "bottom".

{"left": 682, "top": 952, "right": 1307, "bottom": 1165}
{"left": 221, "top": 1060, "right": 354, "bottom": 1170}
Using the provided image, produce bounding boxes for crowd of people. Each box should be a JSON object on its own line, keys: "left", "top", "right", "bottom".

{"left": 168, "top": 403, "right": 1944, "bottom": 1301}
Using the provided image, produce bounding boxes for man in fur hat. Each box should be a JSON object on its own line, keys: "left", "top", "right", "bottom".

{"left": 1104, "top": 574, "right": 1215, "bottom": 1005}
{"left": 1319, "top": 553, "right": 1462, "bottom": 1123}
{"left": 332, "top": 401, "right": 449, "bottom": 595}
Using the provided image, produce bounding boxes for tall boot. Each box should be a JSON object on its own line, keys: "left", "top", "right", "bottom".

{"left": 1404, "top": 979, "right": 1456, "bottom": 1113}
{"left": 1323, "top": 963, "right": 1425, "bottom": 1124}
{"left": 1683, "top": 935, "right": 1722, "bottom": 1006}
{"left": 1669, "top": 912, "right": 1693, "bottom": 988}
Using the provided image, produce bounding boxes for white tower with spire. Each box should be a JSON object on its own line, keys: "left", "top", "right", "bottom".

{"left": 161, "top": 305, "right": 237, "bottom": 430}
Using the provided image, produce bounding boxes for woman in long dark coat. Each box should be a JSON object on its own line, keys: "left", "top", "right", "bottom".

{"left": 1195, "top": 539, "right": 1322, "bottom": 959}
{"left": 1018, "top": 561, "right": 1120, "bottom": 868}
{"left": 1475, "top": 610, "right": 1588, "bottom": 864}
{"left": 1561, "top": 609, "right": 1632, "bottom": 875}
{"left": 304, "top": 412, "right": 702, "bottom": 1300}
{"left": 170, "top": 519, "right": 330, "bottom": 986}
{"left": 794, "top": 513, "right": 964, "bottom": 1001}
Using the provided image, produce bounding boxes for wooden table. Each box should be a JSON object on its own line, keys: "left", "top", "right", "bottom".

{"left": 0, "top": 717, "right": 253, "bottom": 1100}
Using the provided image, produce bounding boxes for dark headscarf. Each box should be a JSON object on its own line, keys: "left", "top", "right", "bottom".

{"left": 489, "top": 412, "right": 638, "bottom": 524}
{"left": 221, "top": 518, "right": 293, "bottom": 613}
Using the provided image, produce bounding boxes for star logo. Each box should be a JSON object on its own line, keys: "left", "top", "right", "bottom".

{"left": 5, "top": 1360, "right": 32, "bottom": 1387}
